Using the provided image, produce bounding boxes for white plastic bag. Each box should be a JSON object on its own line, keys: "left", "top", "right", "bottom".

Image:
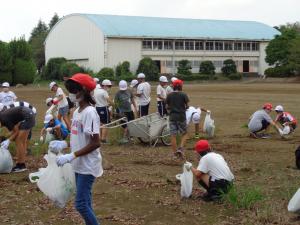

{"left": 0, "top": 147, "right": 13, "bottom": 173}
{"left": 31, "top": 152, "right": 75, "bottom": 208}
{"left": 176, "top": 164, "right": 193, "bottom": 198}
{"left": 282, "top": 125, "right": 291, "bottom": 135}
{"left": 288, "top": 188, "right": 300, "bottom": 212}
{"left": 45, "top": 132, "right": 55, "bottom": 143}
{"left": 203, "top": 113, "right": 215, "bottom": 137}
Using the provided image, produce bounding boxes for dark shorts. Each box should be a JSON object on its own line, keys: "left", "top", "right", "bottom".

{"left": 169, "top": 120, "right": 187, "bottom": 135}
{"left": 291, "top": 124, "right": 297, "bottom": 130}
{"left": 27, "top": 129, "right": 32, "bottom": 140}
{"left": 157, "top": 101, "right": 167, "bottom": 117}
{"left": 139, "top": 104, "right": 149, "bottom": 117}
{"left": 121, "top": 111, "right": 135, "bottom": 128}
{"left": 58, "top": 106, "right": 69, "bottom": 116}
{"left": 199, "top": 177, "right": 233, "bottom": 199}
{"left": 96, "top": 106, "right": 111, "bottom": 124}
{"left": 50, "top": 128, "right": 68, "bottom": 140}
{"left": 253, "top": 119, "right": 270, "bottom": 133}
{"left": 19, "top": 108, "right": 36, "bottom": 130}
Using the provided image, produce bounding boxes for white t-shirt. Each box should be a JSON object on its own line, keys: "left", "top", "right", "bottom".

{"left": 137, "top": 82, "right": 151, "bottom": 106}
{"left": 156, "top": 84, "right": 167, "bottom": 101}
{"left": 94, "top": 88, "right": 109, "bottom": 107}
{"left": 186, "top": 106, "right": 201, "bottom": 125}
{"left": 56, "top": 87, "right": 69, "bottom": 109}
{"left": 0, "top": 91, "right": 17, "bottom": 106}
{"left": 166, "top": 86, "right": 174, "bottom": 95}
{"left": 197, "top": 152, "right": 234, "bottom": 182}
{"left": 70, "top": 106, "right": 103, "bottom": 178}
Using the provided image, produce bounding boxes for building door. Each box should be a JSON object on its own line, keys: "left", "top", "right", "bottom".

{"left": 154, "top": 60, "right": 161, "bottom": 73}
{"left": 243, "top": 60, "right": 249, "bottom": 73}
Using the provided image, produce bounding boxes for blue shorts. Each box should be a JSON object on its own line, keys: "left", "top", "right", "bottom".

{"left": 58, "top": 106, "right": 69, "bottom": 116}
{"left": 96, "top": 106, "right": 111, "bottom": 124}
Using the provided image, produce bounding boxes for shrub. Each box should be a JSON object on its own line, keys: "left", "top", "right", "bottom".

{"left": 0, "top": 72, "right": 13, "bottom": 84}
{"left": 0, "top": 41, "right": 12, "bottom": 72}
{"left": 116, "top": 61, "right": 131, "bottom": 77}
{"left": 228, "top": 73, "right": 242, "bottom": 80}
{"left": 60, "top": 62, "right": 81, "bottom": 78}
{"left": 200, "top": 61, "right": 215, "bottom": 75}
{"left": 97, "top": 67, "right": 115, "bottom": 80}
{"left": 43, "top": 57, "right": 67, "bottom": 80}
{"left": 177, "top": 60, "right": 192, "bottom": 75}
{"left": 222, "top": 59, "right": 237, "bottom": 75}
{"left": 264, "top": 66, "right": 294, "bottom": 77}
{"left": 136, "top": 57, "right": 159, "bottom": 81}
{"left": 8, "top": 37, "right": 32, "bottom": 61}
{"left": 14, "top": 58, "right": 36, "bottom": 84}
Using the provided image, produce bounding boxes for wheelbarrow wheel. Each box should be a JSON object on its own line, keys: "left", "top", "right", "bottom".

{"left": 138, "top": 137, "right": 150, "bottom": 144}
{"left": 161, "top": 124, "right": 171, "bottom": 146}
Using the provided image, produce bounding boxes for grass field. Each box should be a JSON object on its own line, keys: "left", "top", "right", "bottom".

{"left": 0, "top": 80, "right": 300, "bottom": 225}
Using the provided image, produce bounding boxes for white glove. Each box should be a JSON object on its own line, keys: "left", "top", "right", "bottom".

{"left": 206, "top": 110, "right": 211, "bottom": 114}
{"left": 184, "top": 161, "right": 193, "bottom": 171}
{"left": 49, "top": 140, "right": 68, "bottom": 154}
{"left": 1, "top": 139, "right": 10, "bottom": 149}
{"left": 278, "top": 128, "right": 283, "bottom": 136}
{"left": 56, "top": 153, "right": 76, "bottom": 167}
{"left": 46, "top": 127, "right": 53, "bottom": 132}
{"left": 40, "top": 136, "right": 44, "bottom": 142}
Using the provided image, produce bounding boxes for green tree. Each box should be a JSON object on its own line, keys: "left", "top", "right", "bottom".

{"left": 288, "top": 36, "right": 300, "bottom": 75}
{"left": 60, "top": 62, "right": 82, "bottom": 78}
{"left": 221, "top": 59, "right": 237, "bottom": 75}
{"left": 14, "top": 58, "right": 36, "bottom": 84}
{"left": 116, "top": 61, "right": 132, "bottom": 77}
{"left": 8, "top": 37, "right": 32, "bottom": 62}
{"left": 43, "top": 57, "right": 67, "bottom": 80}
{"left": 97, "top": 67, "right": 115, "bottom": 80}
{"left": 177, "top": 59, "right": 192, "bottom": 75}
{"left": 49, "top": 13, "right": 60, "bottom": 29}
{"left": 200, "top": 60, "right": 215, "bottom": 75}
{"left": 0, "top": 41, "right": 13, "bottom": 83}
{"left": 136, "top": 57, "right": 159, "bottom": 81}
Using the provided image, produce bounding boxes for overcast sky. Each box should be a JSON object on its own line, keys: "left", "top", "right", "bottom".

{"left": 1, "top": 0, "right": 299, "bottom": 41}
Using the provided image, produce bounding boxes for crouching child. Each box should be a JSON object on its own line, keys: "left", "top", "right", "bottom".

{"left": 185, "top": 140, "right": 234, "bottom": 201}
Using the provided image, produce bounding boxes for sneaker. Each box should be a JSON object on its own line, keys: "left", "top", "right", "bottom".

{"left": 176, "top": 147, "right": 184, "bottom": 158}
{"left": 260, "top": 134, "right": 271, "bottom": 139}
{"left": 194, "top": 133, "right": 200, "bottom": 139}
{"left": 249, "top": 132, "right": 258, "bottom": 138}
{"left": 12, "top": 163, "right": 27, "bottom": 173}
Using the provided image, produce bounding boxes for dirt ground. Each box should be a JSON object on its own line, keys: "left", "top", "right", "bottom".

{"left": 1, "top": 80, "right": 300, "bottom": 225}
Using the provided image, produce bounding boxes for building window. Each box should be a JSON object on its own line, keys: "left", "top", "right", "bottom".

{"left": 213, "top": 61, "right": 223, "bottom": 68}
{"left": 224, "top": 42, "right": 233, "bottom": 51}
{"left": 185, "top": 40, "right": 195, "bottom": 50}
{"left": 234, "top": 42, "right": 242, "bottom": 51}
{"left": 153, "top": 40, "right": 163, "bottom": 50}
{"left": 195, "top": 41, "right": 204, "bottom": 50}
{"left": 175, "top": 41, "right": 184, "bottom": 50}
{"left": 205, "top": 41, "right": 214, "bottom": 50}
{"left": 215, "top": 42, "right": 223, "bottom": 50}
{"left": 252, "top": 42, "right": 259, "bottom": 51}
{"left": 192, "top": 61, "right": 201, "bottom": 68}
{"left": 166, "top": 61, "right": 173, "bottom": 68}
{"left": 164, "top": 40, "right": 173, "bottom": 50}
{"left": 243, "top": 42, "right": 251, "bottom": 51}
{"left": 142, "top": 40, "right": 152, "bottom": 50}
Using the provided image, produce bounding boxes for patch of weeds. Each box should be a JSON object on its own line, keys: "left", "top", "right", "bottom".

{"left": 223, "top": 185, "right": 264, "bottom": 210}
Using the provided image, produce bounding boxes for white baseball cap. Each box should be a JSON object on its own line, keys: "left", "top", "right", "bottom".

{"left": 119, "top": 80, "right": 128, "bottom": 90}
{"left": 46, "top": 98, "right": 53, "bottom": 105}
{"left": 44, "top": 114, "right": 54, "bottom": 124}
{"left": 159, "top": 76, "right": 168, "bottom": 83}
{"left": 94, "top": 78, "right": 99, "bottom": 83}
{"left": 171, "top": 77, "right": 178, "bottom": 82}
{"left": 137, "top": 73, "right": 146, "bottom": 79}
{"left": 130, "top": 79, "right": 139, "bottom": 88}
{"left": 49, "top": 81, "right": 57, "bottom": 90}
{"left": 102, "top": 79, "right": 112, "bottom": 86}
{"left": 275, "top": 105, "right": 284, "bottom": 112}
{"left": 2, "top": 82, "right": 10, "bottom": 87}
{"left": 192, "top": 112, "right": 201, "bottom": 124}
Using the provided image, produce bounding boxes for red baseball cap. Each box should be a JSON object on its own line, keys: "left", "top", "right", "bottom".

{"left": 172, "top": 79, "right": 183, "bottom": 87}
{"left": 69, "top": 73, "right": 96, "bottom": 91}
{"left": 195, "top": 140, "right": 210, "bottom": 154}
{"left": 263, "top": 103, "right": 273, "bottom": 111}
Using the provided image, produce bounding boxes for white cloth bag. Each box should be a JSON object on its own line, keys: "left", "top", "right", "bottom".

{"left": 203, "top": 113, "right": 215, "bottom": 137}
{"left": 0, "top": 147, "right": 13, "bottom": 173}
{"left": 29, "top": 152, "right": 76, "bottom": 208}
{"left": 176, "top": 164, "right": 193, "bottom": 198}
{"left": 288, "top": 188, "right": 300, "bottom": 212}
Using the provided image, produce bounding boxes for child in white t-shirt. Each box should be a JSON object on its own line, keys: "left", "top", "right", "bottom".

{"left": 186, "top": 106, "right": 210, "bottom": 139}
{"left": 185, "top": 140, "right": 234, "bottom": 201}
{"left": 0, "top": 82, "right": 17, "bottom": 106}
{"left": 56, "top": 73, "right": 102, "bottom": 225}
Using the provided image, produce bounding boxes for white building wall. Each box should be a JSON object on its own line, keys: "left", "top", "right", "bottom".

{"left": 45, "top": 15, "right": 105, "bottom": 72}
{"left": 258, "top": 42, "right": 269, "bottom": 75}
{"left": 106, "top": 38, "right": 142, "bottom": 72}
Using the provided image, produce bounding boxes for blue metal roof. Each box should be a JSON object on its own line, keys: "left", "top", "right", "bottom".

{"left": 79, "top": 14, "right": 279, "bottom": 40}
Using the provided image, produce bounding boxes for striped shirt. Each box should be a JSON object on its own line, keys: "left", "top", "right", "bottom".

{"left": 4, "top": 101, "right": 37, "bottom": 114}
